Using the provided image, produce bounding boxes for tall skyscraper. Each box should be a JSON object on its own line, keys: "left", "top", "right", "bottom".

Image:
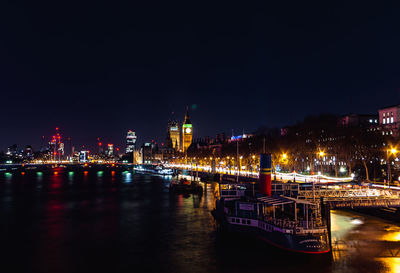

{"left": 181, "top": 106, "right": 193, "bottom": 152}
{"left": 167, "top": 120, "right": 180, "bottom": 150}
{"left": 126, "top": 130, "right": 137, "bottom": 153}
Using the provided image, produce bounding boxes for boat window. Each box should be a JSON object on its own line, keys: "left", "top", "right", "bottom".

{"left": 242, "top": 219, "right": 245, "bottom": 224}
{"left": 247, "top": 220, "right": 250, "bottom": 225}
{"left": 236, "top": 219, "right": 240, "bottom": 223}
{"left": 232, "top": 218, "right": 235, "bottom": 223}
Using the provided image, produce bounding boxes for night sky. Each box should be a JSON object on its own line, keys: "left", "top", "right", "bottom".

{"left": 1, "top": 1, "right": 400, "bottom": 152}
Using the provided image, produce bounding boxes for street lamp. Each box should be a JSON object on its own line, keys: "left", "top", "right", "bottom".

{"left": 318, "top": 150, "right": 325, "bottom": 174}
{"left": 239, "top": 156, "right": 243, "bottom": 177}
{"left": 386, "top": 146, "right": 398, "bottom": 187}
{"left": 317, "top": 150, "right": 325, "bottom": 183}
{"left": 280, "top": 153, "right": 289, "bottom": 173}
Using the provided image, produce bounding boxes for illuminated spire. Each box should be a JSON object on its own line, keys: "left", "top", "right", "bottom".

{"left": 184, "top": 105, "right": 191, "bottom": 124}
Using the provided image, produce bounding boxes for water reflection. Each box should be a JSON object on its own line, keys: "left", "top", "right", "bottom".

{"left": 0, "top": 171, "right": 399, "bottom": 273}
{"left": 123, "top": 172, "right": 132, "bottom": 183}
{"left": 4, "top": 172, "right": 12, "bottom": 183}
{"left": 378, "top": 258, "right": 400, "bottom": 273}
{"left": 330, "top": 210, "right": 400, "bottom": 273}
{"left": 68, "top": 171, "right": 74, "bottom": 183}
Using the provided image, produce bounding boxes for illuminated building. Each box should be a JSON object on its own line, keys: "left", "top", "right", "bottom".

{"left": 48, "top": 128, "right": 63, "bottom": 161}
{"left": 79, "top": 151, "right": 89, "bottom": 162}
{"left": 7, "top": 144, "right": 17, "bottom": 155}
{"left": 167, "top": 120, "right": 180, "bottom": 150}
{"left": 379, "top": 105, "right": 400, "bottom": 137}
{"left": 126, "top": 130, "right": 137, "bottom": 153}
{"left": 24, "top": 145, "right": 33, "bottom": 157}
{"left": 141, "top": 143, "right": 153, "bottom": 164}
{"left": 181, "top": 106, "right": 193, "bottom": 152}
{"left": 107, "top": 144, "right": 114, "bottom": 156}
{"left": 59, "top": 142, "right": 64, "bottom": 157}
{"left": 97, "top": 138, "right": 103, "bottom": 154}
{"left": 228, "top": 133, "right": 254, "bottom": 143}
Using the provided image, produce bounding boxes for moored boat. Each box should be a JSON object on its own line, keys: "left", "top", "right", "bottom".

{"left": 135, "top": 164, "right": 173, "bottom": 175}
{"left": 169, "top": 178, "right": 203, "bottom": 194}
{"left": 211, "top": 153, "right": 331, "bottom": 254}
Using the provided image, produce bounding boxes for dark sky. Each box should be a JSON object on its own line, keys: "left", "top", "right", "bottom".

{"left": 1, "top": 1, "right": 400, "bottom": 152}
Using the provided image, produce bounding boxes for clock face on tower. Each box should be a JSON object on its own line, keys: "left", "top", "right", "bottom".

{"left": 185, "top": 127, "right": 192, "bottom": 134}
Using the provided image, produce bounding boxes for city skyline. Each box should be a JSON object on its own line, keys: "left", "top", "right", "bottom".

{"left": 1, "top": 102, "right": 399, "bottom": 154}
{"left": 3, "top": 2, "right": 400, "bottom": 271}
{"left": 2, "top": 2, "right": 400, "bottom": 152}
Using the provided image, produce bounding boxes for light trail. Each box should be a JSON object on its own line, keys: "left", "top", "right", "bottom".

{"left": 165, "top": 163, "right": 353, "bottom": 183}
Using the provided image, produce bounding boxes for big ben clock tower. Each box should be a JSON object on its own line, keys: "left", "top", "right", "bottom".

{"left": 182, "top": 106, "right": 193, "bottom": 152}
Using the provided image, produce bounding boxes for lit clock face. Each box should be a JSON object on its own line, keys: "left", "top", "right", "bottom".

{"left": 185, "top": 128, "right": 192, "bottom": 133}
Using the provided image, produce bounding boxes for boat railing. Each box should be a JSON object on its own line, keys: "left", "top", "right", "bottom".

{"left": 262, "top": 217, "right": 327, "bottom": 233}
{"left": 225, "top": 208, "right": 327, "bottom": 234}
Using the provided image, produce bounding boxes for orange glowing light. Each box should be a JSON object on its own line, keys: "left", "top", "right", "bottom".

{"left": 54, "top": 171, "right": 58, "bottom": 175}
{"left": 21, "top": 172, "right": 25, "bottom": 175}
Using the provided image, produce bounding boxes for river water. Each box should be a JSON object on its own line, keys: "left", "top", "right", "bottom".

{"left": 0, "top": 170, "right": 399, "bottom": 273}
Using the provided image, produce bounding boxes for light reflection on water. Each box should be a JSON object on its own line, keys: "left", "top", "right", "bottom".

{"left": 123, "top": 172, "right": 132, "bottom": 183}
{"left": 378, "top": 258, "right": 400, "bottom": 273}
{"left": 0, "top": 171, "right": 400, "bottom": 273}
{"left": 331, "top": 210, "right": 400, "bottom": 273}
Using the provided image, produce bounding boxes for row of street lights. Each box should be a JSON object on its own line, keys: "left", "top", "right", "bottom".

{"left": 174, "top": 146, "right": 399, "bottom": 183}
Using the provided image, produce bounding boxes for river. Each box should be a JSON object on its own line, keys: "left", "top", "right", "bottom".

{"left": 0, "top": 170, "right": 399, "bottom": 273}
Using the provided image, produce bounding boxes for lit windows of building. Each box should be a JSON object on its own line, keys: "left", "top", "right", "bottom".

{"left": 167, "top": 120, "right": 180, "bottom": 150}
{"left": 126, "top": 130, "right": 137, "bottom": 153}
{"left": 337, "top": 114, "right": 378, "bottom": 128}
{"left": 79, "top": 151, "right": 89, "bottom": 162}
{"left": 107, "top": 144, "right": 114, "bottom": 156}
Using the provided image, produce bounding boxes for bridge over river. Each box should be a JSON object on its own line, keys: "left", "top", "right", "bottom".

{"left": 297, "top": 187, "right": 400, "bottom": 209}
